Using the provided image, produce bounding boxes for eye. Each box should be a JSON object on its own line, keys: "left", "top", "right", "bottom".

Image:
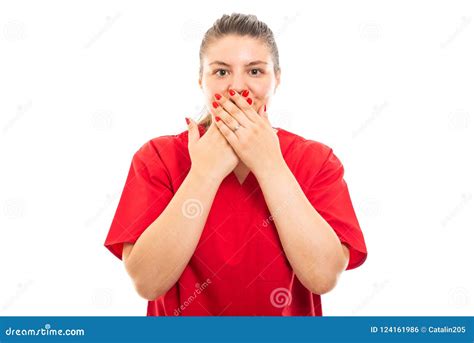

{"left": 214, "top": 69, "right": 228, "bottom": 77}
{"left": 213, "top": 68, "right": 264, "bottom": 77}
{"left": 250, "top": 68, "right": 263, "bottom": 76}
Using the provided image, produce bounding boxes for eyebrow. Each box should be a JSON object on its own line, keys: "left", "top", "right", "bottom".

{"left": 209, "top": 60, "right": 268, "bottom": 67}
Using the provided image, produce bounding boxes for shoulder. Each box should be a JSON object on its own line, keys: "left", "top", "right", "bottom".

{"left": 277, "top": 127, "right": 340, "bottom": 174}
{"left": 133, "top": 128, "right": 192, "bottom": 163}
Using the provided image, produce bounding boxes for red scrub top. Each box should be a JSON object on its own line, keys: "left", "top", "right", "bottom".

{"left": 104, "top": 124, "right": 367, "bottom": 316}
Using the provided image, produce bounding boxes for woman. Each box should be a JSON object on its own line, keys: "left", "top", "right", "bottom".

{"left": 104, "top": 13, "right": 367, "bottom": 316}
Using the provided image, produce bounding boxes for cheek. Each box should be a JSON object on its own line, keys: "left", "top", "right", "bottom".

{"left": 201, "top": 82, "right": 219, "bottom": 102}
{"left": 253, "top": 81, "right": 275, "bottom": 99}
{"left": 201, "top": 76, "right": 217, "bottom": 91}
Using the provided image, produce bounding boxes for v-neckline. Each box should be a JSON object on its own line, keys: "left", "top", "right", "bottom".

{"left": 231, "top": 169, "right": 252, "bottom": 187}
{"left": 228, "top": 170, "right": 257, "bottom": 212}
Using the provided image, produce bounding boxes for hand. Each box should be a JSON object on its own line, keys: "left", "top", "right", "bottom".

{"left": 186, "top": 116, "right": 239, "bottom": 184}
{"left": 210, "top": 90, "right": 285, "bottom": 178}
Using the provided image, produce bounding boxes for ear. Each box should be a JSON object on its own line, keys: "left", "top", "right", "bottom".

{"left": 198, "top": 78, "right": 202, "bottom": 89}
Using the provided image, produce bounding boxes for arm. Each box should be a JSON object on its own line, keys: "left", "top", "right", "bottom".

{"left": 123, "top": 167, "right": 221, "bottom": 300}
{"left": 255, "top": 161, "right": 350, "bottom": 295}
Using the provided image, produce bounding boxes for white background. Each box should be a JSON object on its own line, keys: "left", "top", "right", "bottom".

{"left": 1, "top": 0, "right": 473, "bottom": 316}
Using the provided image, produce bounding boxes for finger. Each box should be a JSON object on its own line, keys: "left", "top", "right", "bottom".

{"left": 228, "top": 89, "right": 261, "bottom": 123}
{"left": 258, "top": 104, "right": 269, "bottom": 121}
{"left": 258, "top": 105, "right": 266, "bottom": 118}
{"left": 210, "top": 100, "right": 243, "bottom": 133}
{"left": 213, "top": 93, "right": 252, "bottom": 128}
{"left": 214, "top": 116, "right": 239, "bottom": 148}
{"left": 186, "top": 117, "right": 199, "bottom": 146}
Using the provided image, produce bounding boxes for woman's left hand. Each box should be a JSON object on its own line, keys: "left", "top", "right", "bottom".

{"left": 210, "top": 90, "right": 285, "bottom": 178}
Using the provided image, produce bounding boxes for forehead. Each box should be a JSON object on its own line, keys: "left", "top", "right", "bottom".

{"left": 203, "top": 35, "right": 272, "bottom": 65}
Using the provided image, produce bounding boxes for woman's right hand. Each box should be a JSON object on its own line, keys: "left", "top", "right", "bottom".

{"left": 186, "top": 116, "right": 239, "bottom": 183}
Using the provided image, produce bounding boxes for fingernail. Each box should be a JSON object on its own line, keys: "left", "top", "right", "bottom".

{"left": 264, "top": 104, "right": 266, "bottom": 112}
{"left": 214, "top": 93, "right": 222, "bottom": 100}
{"left": 215, "top": 116, "right": 221, "bottom": 122}
{"left": 185, "top": 117, "right": 190, "bottom": 125}
{"left": 246, "top": 98, "right": 253, "bottom": 105}
{"left": 212, "top": 101, "right": 219, "bottom": 109}
{"left": 242, "top": 90, "right": 249, "bottom": 97}
{"left": 229, "top": 89, "right": 236, "bottom": 96}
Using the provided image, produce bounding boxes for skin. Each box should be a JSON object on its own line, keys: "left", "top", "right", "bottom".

{"left": 122, "top": 34, "right": 350, "bottom": 301}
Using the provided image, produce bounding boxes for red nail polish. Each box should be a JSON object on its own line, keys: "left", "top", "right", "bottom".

{"left": 185, "top": 117, "right": 190, "bottom": 125}
{"left": 246, "top": 98, "right": 253, "bottom": 105}
{"left": 229, "top": 89, "right": 235, "bottom": 96}
{"left": 242, "top": 90, "right": 249, "bottom": 97}
{"left": 215, "top": 116, "right": 221, "bottom": 122}
{"left": 264, "top": 105, "right": 266, "bottom": 112}
{"left": 212, "top": 101, "right": 219, "bottom": 109}
{"left": 214, "top": 93, "right": 221, "bottom": 100}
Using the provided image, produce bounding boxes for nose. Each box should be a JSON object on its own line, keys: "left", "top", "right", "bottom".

{"left": 228, "top": 76, "right": 248, "bottom": 96}
{"left": 227, "top": 88, "right": 249, "bottom": 97}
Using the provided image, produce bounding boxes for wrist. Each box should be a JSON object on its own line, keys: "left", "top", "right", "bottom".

{"left": 253, "top": 157, "right": 288, "bottom": 182}
{"left": 189, "top": 166, "right": 224, "bottom": 187}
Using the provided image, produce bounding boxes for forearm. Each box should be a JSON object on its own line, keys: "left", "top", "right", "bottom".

{"left": 255, "top": 161, "right": 348, "bottom": 294}
{"left": 126, "top": 167, "right": 221, "bottom": 300}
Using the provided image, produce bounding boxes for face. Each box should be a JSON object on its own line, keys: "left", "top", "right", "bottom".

{"left": 199, "top": 34, "right": 280, "bottom": 115}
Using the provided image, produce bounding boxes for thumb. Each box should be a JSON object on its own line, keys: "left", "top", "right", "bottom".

{"left": 186, "top": 117, "right": 199, "bottom": 146}
{"left": 259, "top": 104, "right": 269, "bottom": 121}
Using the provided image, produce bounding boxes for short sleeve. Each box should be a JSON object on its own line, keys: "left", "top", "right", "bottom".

{"left": 104, "top": 141, "right": 174, "bottom": 260}
{"left": 305, "top": 147, "right": 368, "bottom": 270}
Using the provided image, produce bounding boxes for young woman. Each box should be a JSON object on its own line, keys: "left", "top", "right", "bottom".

{"left": 104, "top": 13, "right": 367, "bottom": 316}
